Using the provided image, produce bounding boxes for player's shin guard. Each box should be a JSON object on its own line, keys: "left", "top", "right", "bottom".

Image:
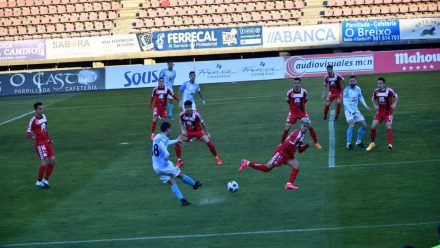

{"left": 347, "top": 126, "right": 354, "bottom": 145}
{"left": 180, "top": 175, "right": 195, "bottom": 186}
{"left": 38, "top": 165, "right": 46, "bottom": 180}
{"left": 206, "top": 141, "right": 218, "bottom": 157}
{"left": 288, "top": 168, "right": 300, "bottom": 183}
{"left": 324, "top": 105, "right": 329, "bottom": 119}
{"left": 371, "top": 129, "right": 376, "bottom": 142}
{"left": 281, "top": 129, "right": 289, "bottom": 143}
{"left": 171, "top": 184, "right": 184, "bottom": 200}
{"left": 357, "top": 125, "right": 366, "bottom": 143}
{"left": 249, "top": 162, "right": 271, "bottom": 172}
{"left": 387, "top": 128, "right": 393, "bottom": 145}
{"left": 45, "top": 164, "right": 54, "bottom": 179}
{"left": 175, "top": 144, "right": 182, "bottom": 159}
{"left": 309, "top": 127, "right": 318, "bottom": 144}
{"left": 151, "top": 121, "right": 157, "bottom": 133}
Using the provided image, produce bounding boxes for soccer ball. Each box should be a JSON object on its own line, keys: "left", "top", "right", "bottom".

{"left": 227, "top": 180, "right": 239, "bottom": 193}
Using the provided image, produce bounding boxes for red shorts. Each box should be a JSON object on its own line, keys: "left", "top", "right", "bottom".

{"left": 327, "top": 92, "right": 342, "bottom": 102}
{"left": 268, "top": 149, "right": 294, "bottom": 167}
{"left": 35, "top": 142, "right": 55, "bottom": 160}
{"left": 153, "top": 107, "right": 167, "bottom": 119}
{"left": 286, "top": 112, "right": 309, "bottom": 124}
{"left": 185, "top": 131, "right": 205, "bottom": 141}
{"left": 374, "top": 112, "right": 393, "bottom": 123}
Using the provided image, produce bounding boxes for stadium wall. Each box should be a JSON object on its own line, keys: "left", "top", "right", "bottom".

{"left": 0, "top": 18, "right": 438, "bottom": 67}
{"left": 0, "top": 48, "right": 439, "bottom": 96}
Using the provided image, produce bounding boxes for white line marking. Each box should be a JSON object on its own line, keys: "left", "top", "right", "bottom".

{"left": 1, "top": 221, "right": 437, "bottom": 247}
{"left": 119, "top": 142, "right": 129, "bottom": 145}
{"left": 328, "top": 110, "right": 336, "bottom": 168}
{"left": 335, "top": 159, "right": 440, "bottom": 168}
{"left": 0, "top": 111, "right": 33, "bottom": 126}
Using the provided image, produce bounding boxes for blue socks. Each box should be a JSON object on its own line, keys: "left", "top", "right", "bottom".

{"left": 181, "top": 175, "right": 196, "bottom": 186}
{"left": 168, "top": 103, "right": 173, "bottom": 118}
{"left": 357, "top": 125, "right": 367, "bottom": 144}
{"left": 347, "top": 126, "right": 354, "bottom": 145}
{"left": 171, "top": 184, "right": 183, "bottom": 200}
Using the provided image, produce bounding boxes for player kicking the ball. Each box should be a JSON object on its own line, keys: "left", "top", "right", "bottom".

{"left": 152, "top": 122, "right": 203, "bottom": 206}
{"left": 240, "top": 118, "right": 312, "bottom": 190}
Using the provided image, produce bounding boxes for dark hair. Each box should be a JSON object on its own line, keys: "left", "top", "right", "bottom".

{"left": 158, "top": 77, "right": 164, "bottom": 81}
{"left": 167, "top": 61, "right": 173, "bottom": 64}
{"left": 33, "top": 102, "right": 43, "bottom": 110}
{"left": 327, "top": 64, "right": 333, "bottom": 69}
{"left": 293, "top": 77, "right": 301, "bottom": 82}
{"left": 160, "top": 122, "right": 171, "bottom": 132}
{"left": 184, "top": 100, "right": 193, "bottom": 107}
{"left": 189, "top": 71, "right": 195, "bottom": 76}
{"left": 377, "top": 77, "right": 386, "bottom": 83}
{"left": 349, "top": 75, "right": 357, "bottom": 79}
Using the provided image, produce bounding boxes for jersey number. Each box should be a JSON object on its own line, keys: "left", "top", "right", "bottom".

{"left": 152, "top": 144, "right": 159, "bottom": 156}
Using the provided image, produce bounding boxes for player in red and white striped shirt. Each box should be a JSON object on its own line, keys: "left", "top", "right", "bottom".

{"left": 174, "top": 100, "right": 222, "bottom": 167}
{"left": 26, "top": 102, "right": 56, "bottom": 188}
{"left": 150, "top": 77, "right": 180, "bottom": 140}
{"left": 240, "top": 118, "right": 312, "bottom": 190}
{"left": 322, "top": 64, "right": 345, "bottom": 121}
{"left": 366, "top": 77, "right": 398, "bottom": 152}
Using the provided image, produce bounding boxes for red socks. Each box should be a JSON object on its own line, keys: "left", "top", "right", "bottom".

{"left": 206, "top": 141, "right": 218, "bottom": 157}
{"left": 288, "top": 168, "right": 300, "bottom": 183}
{"left": 371, "top": 129, "right": 376, "bottom": 142}
{"left": 175, "top": 144, "right": 182, "bottom": 159}
{"left": 335, "top": 103, "right": 341, "bottom": 119}
{"left": 38, "top": 165, "right": 46, "bottom": 180}
{"left": 324, "top": 105, "right": 329, "bottom": 119}
{"left": 151, "top": 121, "right": 157, "bottom": 134}
{"left": 309, "top": 127, "right": 318, "bottom": 144}
{"left": 281, "top": 129, "right": 289, "bottom": 143}
{"left": 387, "top": 128, "right": 393, "bottom": 145}
{"left": 249, "top": 162, "right": 271, "bottom": 172}
{"left": 45, "top": 164, "right": 54, "bottom": 179}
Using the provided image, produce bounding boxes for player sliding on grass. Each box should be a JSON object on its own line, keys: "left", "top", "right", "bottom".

{"left": 27, "top": 102, "right": 56, "bottom": 189}
{"left": 240, "top": 118, "right": 312, "bottom": 190}
{"left": 150, "top": 77, "right": 180, "bottom": 141}
{"left": 281, "top": 77, "right": 321, "bottom": 148}
{"left": 366, "top": 77, "right": 398, "bottom": 152}
{"left": 322, "top": 64, "right": 345, "bottom": 121}
{"left": 152, "top": 122, "right": 203, "bottom": 206}
{"left": 175, "top": 100, "right": 222, "bottom": 167}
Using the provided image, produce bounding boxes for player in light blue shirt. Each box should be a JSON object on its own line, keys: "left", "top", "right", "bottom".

{"left": 343, "top": 75, "right": 371, "bottom": 149}
{"left": 179, "top": 71, "right": 206, "bottom": 110}
{"left": 152, "top": 122, "right": 203, "bottom": 206}
{"left": 159, "top": 61, "right": 177, "bottom": 120}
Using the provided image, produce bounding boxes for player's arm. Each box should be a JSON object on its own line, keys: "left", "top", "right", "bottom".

{"left": 26, "top": 119, "right": 35, "bottom": 140}
{"left": 391, "top": 91, "right": 398, "bottom": 109}
{"left": 372, "top": 94, "right": 379, "bottom": 111}
{"left": 321, "top": 81, "right": 327, "bottom": 100}
{"left": 197, "top": 91, "right": 206, "bottom": 105}
{"left": 158, "top": 142, "right": 170, "bottom": 160}
{"left": 200, "top": 121, "right": 210, "bottom": 138}
{"left": 179, "top": 121, "right": 187, "bottom": 135}
{"left": 358, "top": 88, "right": 370, "bottom": 110}
{"left": 298, "top": 142, "right": 310, "bottom": 153}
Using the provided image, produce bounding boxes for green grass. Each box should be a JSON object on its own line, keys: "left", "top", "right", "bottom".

{"left": 0, "top": 72, "right": 439, "bottom": 248}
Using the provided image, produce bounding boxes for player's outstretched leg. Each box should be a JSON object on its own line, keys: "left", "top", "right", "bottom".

{"left": 335, "top": 103, "right": 341, "bottom": 120}
{"left": 179, "top": 174, "right": 204, "bottom": 190}
{"left": 240, "top": 160, "right": 271, "bottom": 172}
{"left": 324, "top": 105, "right": 330, "bottom": 120}
{"left": 175, "top": 144, "right": 183, "bottom": 167}
{"left": 205, "top": 139, "right": 222, "bottom": 166}
{"left": 151, "top": 121, "right": 157, "bottom": 140}
{"left": 170, "top": 183, "right": 191, "bottom": 206}
{"left": 367, "top": 129, "right": 376, "bottom": 151}
{"left": 356, "top": 125, "right": 367, "bottom": 147}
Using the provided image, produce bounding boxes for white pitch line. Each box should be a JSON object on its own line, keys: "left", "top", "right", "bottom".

{"left": 335, "top": 159, "right": 440, "bottom": 168}
{"left": 328, "top": 110, "right": 336, "bottom": 168}
{"left": 0, "top": 111, "right": 33, "bottom": 126}
{"left": 1, "top": 221, "right": 437, "bottom": 247}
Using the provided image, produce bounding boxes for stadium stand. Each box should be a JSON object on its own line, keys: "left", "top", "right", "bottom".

{"left": 0, "top": 0, "right": 121, "bottom": 41}
{"left": 321, "top": 0, "right": 440, "bottom": 23}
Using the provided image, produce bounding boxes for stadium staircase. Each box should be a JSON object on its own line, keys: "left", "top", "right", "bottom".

{"left": 299, "top": 0, "right": 325, "bottom": 25}
{"left": 112, "top": 0, "right": 143, "bottom": 34}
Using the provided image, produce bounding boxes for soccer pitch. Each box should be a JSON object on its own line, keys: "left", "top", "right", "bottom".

{"left": 0, "top": 71, "right": 439, "bottom": 248}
